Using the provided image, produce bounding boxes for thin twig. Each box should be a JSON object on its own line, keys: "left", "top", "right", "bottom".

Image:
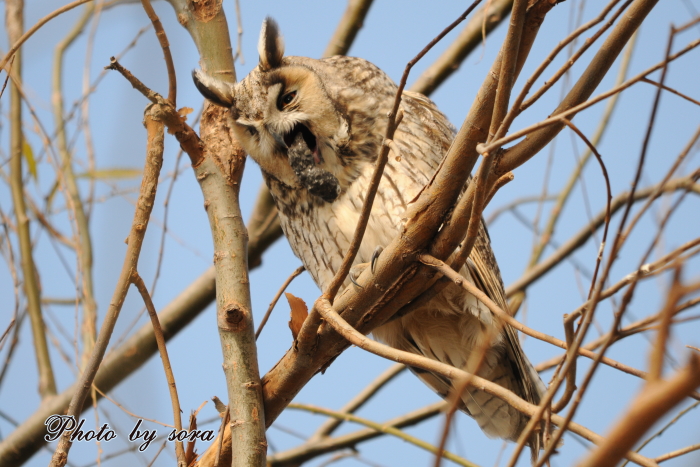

{"left": 655, "top": 443, "right": 700, "bottom": 463}
{"left": 509, "top": 32, "right": 636, "bottom": 314}
{"left": 51, "top": 2, "right": 98, "bottom": 372}
{"left": 518, "top": 0, "right": 631, "bottom": 113}
{"left": 132, "top": 271, "right": 186, "bottom": 464}
{"left": 535, "top": 239, "right": 700, "bottom": 373}
{"left": 641, "top": 77, "right": 700, "bottom": 106}
{"left": 0, "top": 319, "right": 15, "bottom": 350}
{"left": 48, "top": 102, "right": 165, "bottom": 467}
{"left": 418, "top": 253, "right": 649, "bottom": 380}
{"left": 314, "top": 297, "right": 657, "bottom": 467}
{"left": 480, "top": 37, "right": 699, "bottom": 162}
{"left": 558, "top": 117, "right": 612, "bottom": 299}
{"left": 621, "top": 401, "right": 700, "bottom": 466}
{"left": 505, "top": 174, "right": 700, "bottom": 297}
{"left": 551, "top": 318, "right": 577, "bottom": 413}
{"left": 92, "top": 385, "right": 174, "bottom": 428}
{"left": 410, "top": 0, "right": 514, "bottom": 96}
{"left": 6, "top": 0, "right": 57, "bottom": 399}
{"left": 287, "top": 403, "right": 478, "bottom": 467}
{"left": 309, "top": 362, "right": 405, "bottom": 442}
{"left": 242, "top": 402, "right": 445, "bottom": 466}
{"left": 648, "top": 269, "right": 684, "bottom": 382}
{"left": 255, "top": 265, "right": 305, "bottom": 339}
{"left": 233, "top": 0, "right": 244, "bottom": 64}
{"left": 576, "top": 355, "right": 700, "bottom": 467}
{"left": 140, "top": 0, "right": 177, "bottom": 105}
{"left": 105, "top": 57, "right": 159, "bottom": 103}
{"left": 535, "top": 26, "right": 684, "bottom": 463}
{"left": 621, "top": 126, "right": 700, "bottom": 244}
{"left": 0, "top": 0, "right": 93, "bottom": 71}
{"left": 0, "top": 268, "right": 217, "bottom": 466}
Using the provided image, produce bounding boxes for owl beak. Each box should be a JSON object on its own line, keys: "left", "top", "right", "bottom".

{"left": 271, "top": 132, "right": 288, "bottom": 151}
{"left": 282, "top": 123, "right": 321, "bottom": 164}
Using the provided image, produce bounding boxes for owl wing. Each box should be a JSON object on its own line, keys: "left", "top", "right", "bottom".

{"left": 467, "top": 221, "right": 548, "bottom": 457}
{"left": 391, "top": 91, "right": 547, "bottom": 447}
{"left": 401, "top": 88, "right": 546, "bottom": 407}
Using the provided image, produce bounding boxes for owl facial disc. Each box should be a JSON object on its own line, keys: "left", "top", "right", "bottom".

{"left": 287, "top": 132, "right": 340, "bottom": 203}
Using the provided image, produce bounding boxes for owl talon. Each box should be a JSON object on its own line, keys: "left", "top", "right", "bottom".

{"left": 371, "top": 246, "right": 383, "bottom": 274}
{"left": 349, "top": 264, "right": 367, "bottom": 288}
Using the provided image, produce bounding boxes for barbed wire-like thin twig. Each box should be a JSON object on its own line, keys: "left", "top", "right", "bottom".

{"left": 255, "top": 265, "right": 305, "bottom": 339}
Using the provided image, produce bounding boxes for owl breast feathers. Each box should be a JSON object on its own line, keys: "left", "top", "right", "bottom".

{"left": 194, "top": 17, "right": 549, "bottom": 459}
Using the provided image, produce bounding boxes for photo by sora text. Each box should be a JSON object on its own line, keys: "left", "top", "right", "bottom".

{"left": 45, "top": 415, "right": 215, "bottom": 451}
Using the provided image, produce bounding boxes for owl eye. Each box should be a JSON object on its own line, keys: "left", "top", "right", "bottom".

{"left": 279, "top": 90, "right": 297, "bottom": 109}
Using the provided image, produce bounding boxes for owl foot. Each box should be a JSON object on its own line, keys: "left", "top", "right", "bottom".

{"left": 349, "top": 264, "right": 367, "bottom": 288}
{"left": 371, "top": 246, "right": 383, "bottom": 274}
{"left": 349, "top": 246, "right": 384, "bottom": 288}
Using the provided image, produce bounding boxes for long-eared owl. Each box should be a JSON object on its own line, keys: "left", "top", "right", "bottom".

{"left": 193, "top": 17, "right": 548, "bottom": 458}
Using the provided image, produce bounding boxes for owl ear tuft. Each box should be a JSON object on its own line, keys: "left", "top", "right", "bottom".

{"left": 258, "top": 17, "right": 285, "bottom": 71}
{"left": 192, "top": 69, "right": 236, "bottom": 108}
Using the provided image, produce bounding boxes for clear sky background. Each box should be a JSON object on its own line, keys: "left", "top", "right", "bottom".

{"left": 1, "top": 1, "right": 699, "bottom": 467}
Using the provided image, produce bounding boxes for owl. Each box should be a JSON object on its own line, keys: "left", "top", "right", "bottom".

{"left": 194, "top": 18, "right": 548, "bottom": 459}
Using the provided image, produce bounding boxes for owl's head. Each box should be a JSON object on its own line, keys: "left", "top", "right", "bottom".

{"left": 193, "top": 18, "right": 395, "bottom": 203}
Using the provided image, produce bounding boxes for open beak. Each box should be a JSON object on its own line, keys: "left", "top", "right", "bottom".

{"left": 282, "top": 123, "right": 322, "bottom": 164}
{"left": 286, "top": 131, "right": 340, "bottom": 203}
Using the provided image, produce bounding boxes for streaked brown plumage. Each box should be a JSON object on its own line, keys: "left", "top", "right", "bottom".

{"left": 194, "top": 17, "right": 548, "bottom": 459}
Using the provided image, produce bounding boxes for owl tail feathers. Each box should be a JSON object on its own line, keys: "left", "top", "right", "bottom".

{"left": 528, "top": 422, "right": 564, "bottom": 466}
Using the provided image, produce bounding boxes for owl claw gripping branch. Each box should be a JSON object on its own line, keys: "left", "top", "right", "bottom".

{"left": 194, "top": 17, "right": 551, "bottom": 462}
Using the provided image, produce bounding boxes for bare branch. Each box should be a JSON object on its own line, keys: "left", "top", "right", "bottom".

{"left": 196, "top": 104, "right": 267, "bottom": 467}
{"left": 323, "top": 0, "right": 375, "bottom": 58}
{"left": 132, "top": 271, "right": 186, "bottom": 464}
{"left": 51, "top": 3, "right": 98, "bottom": 371}
{"left": 287, "top": 403, "right": 477, "bottom": 467}
{"left": 141, "top": 0, "right": 177, "bottom": 105}
{"left": 314, "top": 297, "right": 658, "bottom": 467}
{"left": 6, "top": 0, "right": 57, "bottom": 399}
{"left": 49, "top": 103, "right": 165, "bottom": 467}
{"left": 268, "top": 402, "right": 444, "bottom": 466}
{"left": 0, "top": 0, "right": 93, "bottom": 71}
{"left": 410, "top": 0, "right": 514, "bottom": 96}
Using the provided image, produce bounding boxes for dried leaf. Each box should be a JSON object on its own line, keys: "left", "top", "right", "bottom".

{"left": 178, "top": 106, "right": 194, "bottom": 121}
{"left": 286, "top": 292, "right": 308, "bottom": 340}
{"left": 22, "top": 136, "right": 37, "bottom": 181}
{"left": 77, "top": 168, "right": 142, "bottom": 179}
